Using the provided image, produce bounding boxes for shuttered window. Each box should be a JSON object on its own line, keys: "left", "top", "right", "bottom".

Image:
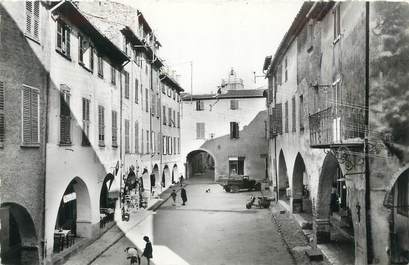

{"left": 60, "top": 89, "right": 71, "bottom": 145}
{"left": 82, "top": 98, "right": 90, "bottom": 146}
{"left": 135, "top": 79, "right": 139, "bottom": 103}
{"left": 25, "top": 1, "right": 40, "bottom": 41}
{"left": 125, "top": 119, "right": 130, "bottom": 153}
{"left": 56, "top": 20, "right": 70, "bottom": 57}
{"left": 151, "top": 93, "right": 156, "bottom": 116}
{"left": 98, "top": 105, "right": 105, "bottom": 146}
{"left": 111, "top": 66, "right": 116, "bottom": 86}
{"left": 276, "top": 103, "right": 283, "bottom": 135}
{"left": 173, "top": 110, "right": 176, "bottom": 127}
{"left": 145, "top": 88, "right": 149, "bottom": 112}
{"left": 134, "top": 121, "right": 139, "bottom": 153}
{"left": 161, "top": 83, "right": 166, "bottom": 94}
{"left": 196, "top": 100, "right": 204, "bottom": 111}
{"left": 22, "top": 85, "right": 40, "bottom": 145}
{"left": 0, "top": 81, "right": 5, "bottom": 147}
{"left": 230, "top": 122, "right": 239, "bottom": 139}
{"left": 124, "top": 71, "right": 129, "bottom": 99}
{"left": 146, "top": 130, "right": 150, "bottom": 154}
{"left": 157, "top": 96, "right": 161, "bottom": 119}
{"left": 162, "top": 135, "right": 166, "bottom": 155}
{"left": 162, "top": 106, "right": 166, "bottom": 125}
{"left": 177, "top": 112, "right": 180, "bottom": 128}
{"left": 168, "top": 108, "right": 172, "bottom": 126}
{"left": 173, "top": 137, "right": 176, "bottom": 154}
{"left": 284, "top": 101, "right": 289, "bottom": 133}
{"left": 299, "top": 95, "right": 304, "bottom": 131}
{"left": 196, "top": 122, "right": 205, "bottom": 139}
{"left": 97, "top": 55, "right": 104, "bottom": 78}
{"left": 292, "top": 97, "right": 296, "bottom": 132}
{"left": 112, "top": 111, "right": 118, "bottom": 147}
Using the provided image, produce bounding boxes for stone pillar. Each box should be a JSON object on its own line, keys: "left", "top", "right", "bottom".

{"left": 21, "top": 246, "right": 39, "bottom": 265}
{"left": 315, "top": 218, "right": 331, "bottom": 243}
{"left": 291, "top": 189, "right": 303, "bottom": 213}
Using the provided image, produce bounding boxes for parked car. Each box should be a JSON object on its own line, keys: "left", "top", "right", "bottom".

{"left": 221, "top": 175, "right": 261, "bottom": 193}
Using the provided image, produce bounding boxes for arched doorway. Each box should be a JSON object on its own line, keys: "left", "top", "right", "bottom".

{"left": 162, "top": 165, "right": 170, "bottom": 188}
{"left": 316, "top": 153, "right": 354, "bottom": 262}
{"left": 100, "top": 173, "right": 116, "bottom": 227}
{"left": 384, "top": 168, "right": 409, "bottom": 264}
{"left": 54, "top": 177, "right": 91, "bottom": 252}
{"left": 172, "top": 164, "right": 178, "bottom": 184}
{"left": 186, "top": 149, "right": 215, "bottom": 181}
{"left": 0, "top": 203, "right": 39, "bottom": 265}
{"left": 278, "top": 149, "right": 289, "bottom": 201}
{"left": 291, "top": 153, "right": 311, "bottom": 214}
{"left": 152, "top": 164, "right": 159, "bottom": 191}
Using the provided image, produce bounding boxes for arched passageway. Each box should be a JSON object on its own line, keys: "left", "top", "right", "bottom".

{"left": 278, "top": 149, "right": 289, "bottom": 201}
{"left": 291, "top": 153, "right": 312, "bottom": 214}
{"left": 162, "top": 165, "right": 170, "bottom": 188}
{"left": 316, "top": 153, "right": 354, "bottom": 262}
{"left": 0, "top": 203, "right": 39, "bottom": 265}
{"left": 54, "top": 177, "right": 91, "bottom": 253}
{"left": 384, "top": 168, "right": 409, "bottom": 264}
{"left": 172, "top": 164, "right": 178, "bottom": 184}
{"left": 100, "top": 173, "right": 116, "bottom": 228}
{"left": 186, "top": 150, "right": 215, "bottom": 181}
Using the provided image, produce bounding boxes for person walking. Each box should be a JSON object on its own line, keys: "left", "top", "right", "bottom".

{"left": 181, "top": 187, "right": 187, "bottom": 206}
{"left": 142, "top": 236, "right": 153, "bottom": 265}
{"left": 171, "top": 190, "right": 177, "bottom": 206}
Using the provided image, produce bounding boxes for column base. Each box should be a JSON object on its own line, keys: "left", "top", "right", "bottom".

{"left": 291, "top": 198, "right": 303, "bottom": 213}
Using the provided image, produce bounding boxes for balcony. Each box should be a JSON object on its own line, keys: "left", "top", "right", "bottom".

{"left": 309, "top": 105, "right": 365, "bottom": 148}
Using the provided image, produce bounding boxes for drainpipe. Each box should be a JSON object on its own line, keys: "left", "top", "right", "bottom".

{"left": 364, "top": 2, "right": 373, "bottom": 263}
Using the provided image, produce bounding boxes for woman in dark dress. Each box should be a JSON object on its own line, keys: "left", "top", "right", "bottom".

{"left": 181, "top": 187, "right": 187, "bottom": 206}
{"left": 142, "top": 236, "right": 153, "bottom": 265}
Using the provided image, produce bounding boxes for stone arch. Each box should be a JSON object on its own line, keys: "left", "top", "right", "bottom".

{"left": 172, "top": 164, "right": 178, "bottom": 184}
{"left": 162, "top": 164, "right": 170, "bottom": 187}
{"left": 278, "top": 149, "right": 289, "bottom": 200}
{"left": 54, "top": 177, "right": 92, "bottom": 239}
{"left": 100, "top": 173, "right": 115, "bottom": 209}
{"left": 186, "top": 149, "right": 215, "bottom": 181}
{"left": 0, "top": 202, "right": 39, "bottom": 265}
{"left": 291, "top": 153, "right": 311, "bottom": 213}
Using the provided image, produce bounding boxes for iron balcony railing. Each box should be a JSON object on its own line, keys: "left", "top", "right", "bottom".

{"left": 309, "top": 106, "right": 333, "bottom": 147}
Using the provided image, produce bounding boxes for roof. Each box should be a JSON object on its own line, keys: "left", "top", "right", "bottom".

{"left": 160, "top": 73, "right": 184, "bottom": 92}
{"left": 182, "top": 89, "right": 266, "bottom": 101}
{"left": 265, "top": 2, "right": 334, "bottom": 75}
{"left": 52, "top": 1, "right": 129, "bottom": 67}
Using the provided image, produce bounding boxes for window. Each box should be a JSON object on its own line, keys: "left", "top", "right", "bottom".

{"left": 22, "top": 85, "right": 40, "bottom": 146}
{"left": 97, "top": 55, "right": 104, "bottom": 78}
{"left": 292, "top": 97, "right": 296, "bottom": 132}
{"left": 157, "top": 97, "right": 161, "bottom": 119}
{"left": 299, "top": 95, "right": 304, "bottom": 131}
{"left": 26, "top": 1, "right": 40, "bottom": 41}
{"left": 98, "top": 105, "right": 105, "bottom": 146}
{"left": 169, "top": 137, "right": 172, "bottom": 155}
{"left": 173, "top": 110, "right": 176, "bottom": 127}
{"left": 230, "top": 100, "right": 239, "bottom": 110}
{"left": 168, "top": 108, "right": 172, "bottom": 126}
{"left": 135, "top": 79, "right": 139, "bottom": 103}
{"left": 276, "top": 103, "right": 283, "bottom": 135}
{"left": 146, "top": 130, "right": 150, "bottom": 154}
{"left": 284, "top": 57, "right": 288, "bottom": 82}
{"left": 151, "top": 93, "right": 156, "bottom": 116}
{"left": 125, "top": 119, "right": 130, "bottom": 153}
{"left": 177, "top": 112, "right": 180, "bottom": 128}
{"left": 229, "top": 157, "right": 244, "bottom": 175}
{"left": 162, "top": 83, "right": 166, "bottom": 94}
{"left": 0, "top": 81, "right": 4, "bottom": 147}
{"left": 82, "top": 98, "right": 90, "bottom": 146}
{"left": 60, "top": 88, "right": 71, "bottom": 145}
{"left": 112, "top": 111, "right": 118, "bottom": 147}
{"left": 78, "top": 34, "right": 94, "bottom": 71}
{"left": 173, "top": 90, "right": 176, "bottom": 100}
{"left": 333, "top": 4, "right": 341, "bottom": 41}
{"left": 163, "top": 106, "right": 167, "bottom": 125}
{"left": 284, "top": 101, "right": 289, "bottom": 133}
{"left": 134, "top": 122, "right": 139, "bottom": 153}
{"left": 230, "top": 122, "right": 239, "bottom": 139}
{"left": 111, "top": 66, "right": 116, "bottom": 85}
{"left": 173, "top": 137, "right": 177, "bottom": 154}
{"left": 163, "top": 135, "right": 166, "bottom": 155}
{"left": 141, "top": 128, "right": 144, "bottom": 154}
{"left": 145, "top": 88, "right": 149, "bottom": 112}
{"left": 56, "top": 20, "right": 70, "bottom": 57}
{"left": 196, "top": 100, "right": 204, "bottom": 111}
{"left": 397, "top": 175, "right": 408, "bottom": 216}
{"left": 151, "top": 131, "right": 155, "bottom": 154}
{"left": 124, "top": 71, "right": 129, "bottom": 99}
{"left": 196, "top": 122, "right": 205, "bottom": 139}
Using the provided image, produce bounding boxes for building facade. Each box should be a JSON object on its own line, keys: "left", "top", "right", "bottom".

{"left": 181, "top": 69, "right": 268, "bottom": 182}
{"left": 265, "top": 2, "right": 409, "bottom": 265}
{"left": 0, "top": 1, "right": 183, "bottom": 264}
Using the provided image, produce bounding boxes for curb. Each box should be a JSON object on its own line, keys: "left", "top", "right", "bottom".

{"left": 149, "top": 184, "right": 188, "bottom": 211}
{"left": 86, "top": 229, "right": 125, "bottom": 265}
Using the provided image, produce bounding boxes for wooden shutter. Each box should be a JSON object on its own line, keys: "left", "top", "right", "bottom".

{"left": 26, "top": 2, "right": 32, "bottom": 34}
{"left": 112, "top": 110, "right": 117, "bottom": 147}
{"left": 22, "top": 86, "right": 31, "bottom": 144}
{"left": 168, "top": 108, "right": 172, "bottom": 126}
{"left": 98, "top": 105, "right": 104, "bottom": 145}
{"left": 60, "top": 91, "right": 71, "bottom": 144}
{"left": 235, "top": 122, "right": 239, "bottom": 138}
{"left": 0, "top": 81, "right": 5, "bottom": 145}
{"left": 33, "top": 1, "right": 39, "bottom": 39}
{"left": 145, "top": 89, "right": 149, "bottom": 112}
{"left": 135, "top": 79, "right": 139, "bottom": 103}
{"left": 276, "top": 103, "right": 283, "bottom": 135}
{"left": 66, "top": 27, "right": 70, "bottom": 57}
{"left": 31, "top": 89, "right": 39, "bottom": 143}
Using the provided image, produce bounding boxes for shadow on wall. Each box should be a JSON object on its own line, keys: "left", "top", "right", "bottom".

{"left": 200, "top": 110, "right": 268, "bottom": 180}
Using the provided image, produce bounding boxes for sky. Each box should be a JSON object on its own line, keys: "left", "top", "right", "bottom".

{"left": 117, "top": 0, "right": 302, "bottom": 95}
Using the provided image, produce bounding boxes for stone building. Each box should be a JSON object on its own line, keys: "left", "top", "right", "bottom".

{"left": 181, "top": 69, "right": 268, "bottom": 182}
{"left": 0, "top": 1, "right": 183, "bottom": 264}
{"left": 264, "top": 2, "right": 409, "bottom": 264}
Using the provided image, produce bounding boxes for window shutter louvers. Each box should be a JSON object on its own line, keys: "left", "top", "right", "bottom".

{"left": 26, "top": 2, "right": 32, "bottom": 34}
{"left": 33, "top": 1, "right": 40, "bottom": 39}
{"left": 22, "top": 87, "right": 32, "bottom": 144}
{"left": 31, "top": 89, "right": 39, "bottom": 143}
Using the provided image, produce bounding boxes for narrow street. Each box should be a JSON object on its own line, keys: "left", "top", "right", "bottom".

{"left": 91, "top": 178, "right": 296, "bottom": 265}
